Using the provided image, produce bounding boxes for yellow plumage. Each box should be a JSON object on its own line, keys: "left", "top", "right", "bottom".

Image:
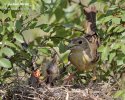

{"left": 69, "top": 51, "right": 89, "bottom": 71}
{"left": 68, "top": 36, "right": 99, "bottom": 72}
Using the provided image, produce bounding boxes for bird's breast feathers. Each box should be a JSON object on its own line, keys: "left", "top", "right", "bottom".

{"left": 69, "top": 51, "right": 93, "bottom": 71}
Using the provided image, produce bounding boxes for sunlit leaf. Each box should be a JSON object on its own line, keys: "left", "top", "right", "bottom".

{"left": 102, "top": 16, "right": 112, "bottom": 23}
{"left": 111, "top": 43, "right": 120, "bottom": 50}
{"left": 121, "top": 14, "right": 125, "bottom": 22}
{"left": 121, "top": 44, "right": 125, "bottom": 54}
{"left": 107, "top": 24, "right": 115, "bottom": 33}
{"left": 117, "top": 59, "right": 124, "bottom": 65}
{"left": 112, "top": 17, "right": 121, "bottom": 24}
{"left": 109, "top": 52, "right": 116, "bottom": 63}
{"left": 60, "top": 50, "right": 70, "bottom": 63}
{"left": 0, "top": 58, "right": 11, "bottom": 68}
{"left": 14, "top": 33, "right": 24, "bottom": 43}
{"left": 109, "top": 5, "right": 118, "bottom": 10}
{"left": 38, "top": 47, "right": 51, "bottom": 55}
{"left": 99, "top": 46, "right": 109, "bottom": 61}
{"left": 2, "top": 47, "right": 14, "bottom": 57}
{"left": 5, "top": 41, "right": 18, "bottom": 49}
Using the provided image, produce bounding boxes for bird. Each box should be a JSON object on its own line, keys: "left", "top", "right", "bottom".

{"left": 45, "top": 52, "right": 59, "bottom": 86}
{"left": 28, "top": 67, "right": 41, "bottom": 88}
{"left": 66, "top": 6, "right": 100, "bottom": 84}
{"left": 28, "top": 57, "right": 41, "bottom": 88}
{"left": 68, "top": 33, "right": 99, "bottom": 72}
{"left": 66, "top": 33, "right": 100, "bottom": 86}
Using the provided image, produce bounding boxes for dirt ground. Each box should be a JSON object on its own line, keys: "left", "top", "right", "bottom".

{"left": 0, "top": 79, "right": 120, "bottom": 100}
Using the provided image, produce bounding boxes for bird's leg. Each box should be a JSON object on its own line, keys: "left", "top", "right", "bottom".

{"left": 92, "top": 66, "right": 97, "bottom": 80}
{"left": 88, "top": 66, "right": 97, "bottom": 88}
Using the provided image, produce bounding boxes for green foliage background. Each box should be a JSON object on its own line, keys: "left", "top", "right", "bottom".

{"left": 0, "top": 0, "right": 125, "bottom": 99}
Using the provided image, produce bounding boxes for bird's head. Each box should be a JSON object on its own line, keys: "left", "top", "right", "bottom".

{"left": 32, "top": 68, "right": 41, "bottom": 78}
{"left": 68, "top": 37, "right": 90, "bottom": 51}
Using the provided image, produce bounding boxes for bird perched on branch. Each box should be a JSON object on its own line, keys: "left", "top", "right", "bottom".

{"left": 45, "top": 52, "right": 59, "bottom": 86}
{"left": 67, "top": 6, "right": 100, "bottom": 83}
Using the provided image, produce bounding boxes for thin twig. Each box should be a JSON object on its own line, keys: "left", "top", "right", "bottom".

{"left": 14, "top": 94, "right": 38, "bottom": 100}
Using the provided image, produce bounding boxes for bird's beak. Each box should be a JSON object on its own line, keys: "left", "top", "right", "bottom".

{"left": 68, "top": 43, "right": 76, "bottom": 49}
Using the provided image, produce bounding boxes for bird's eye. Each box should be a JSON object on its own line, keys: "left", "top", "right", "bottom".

{"left": 78, "top": 40, "right": 82, "bottom": 44}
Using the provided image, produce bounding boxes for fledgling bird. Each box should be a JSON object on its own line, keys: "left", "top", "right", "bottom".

{"left": 45, "top": 52, "right": 59, "bottom": 86}
{"left": 28, "top": 58, "right": 41, "bottom": 88}
{"left": 28, "top": 67, "right": 41, "bottom": 88}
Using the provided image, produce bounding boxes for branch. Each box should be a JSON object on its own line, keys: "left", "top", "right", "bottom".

{"left": 84, "top": 6, "right": 97, "bottom": 35}
{"left": 16, "top": 63, "right": 31, "bottom": 74}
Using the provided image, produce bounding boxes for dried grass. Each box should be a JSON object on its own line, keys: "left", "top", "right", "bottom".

{"left": 1, "top": 81, "right": 116, "bottom": 100}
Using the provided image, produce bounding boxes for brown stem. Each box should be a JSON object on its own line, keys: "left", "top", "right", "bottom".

{"left": 84, "top": 6, "right": 97, "bottom": 35}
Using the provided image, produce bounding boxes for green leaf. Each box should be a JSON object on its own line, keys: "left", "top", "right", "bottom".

{"left": 121, "top": 93, "right": 125, "bottom": 100}
{"left": 121, "top": 44, "right": 125, "bottom": 54}
{"left": 111, "top": 43, "right": 120, "bottom": 50}
{"left": 58, "top": 41, "right": 66, "bottom": 53}
{"left": 102, "top": 16, "right": 112, "bottom": 23}
{"left": 109, "top": 5, "right": 118, "bottom": 10}
{"left": 55, "top": 28, "right": 70, "bottom": 37}
{"left": 107, "top": 24, "right": 115, "bottom": 33}
{"left": 114, "top": 90, "right": 125, "bottom": 98}
{"left": 113, "top": 26, "right": 124, "bottom": 33}
{"left": 98, "top": 45, "right": 104, "bottom": 52}
{"left": 109, "top": 52, "right": 116, "bottom": 63}
{"left": 11, "top": 10, "right": 16, "bottom": 18}
{"left": 5, "top": 41, "right": 18, "bottom": 49}
{"left": 3, "top": 71, "right": 11, "bottom": 78}
{"left": 100, "top": 46, "right": 109, "bottom": 61}
{"left": 38, "top": 48, "right": 51, "bottom": 55}
{"left": 14, "top": 33, "right": 24, "bottom": 43}
{"left": 117, "top": 26, "right": 124, "bottom": 33}
{"left": 0, "top": 25, "right": 3, "bottom": 33}
{"left": 0, "top": 58, "right": 11, "bottom": 68}
{"left": 112, "top": 17, "right": 121, "bottom": 24}
{"left": 15, "top": 20, "right": 22, "bottom": 31}
{"left": 121, "top": 14, "right": 125, "bottom": 22}
{"left": 117, "top": 59, "right": 124, "bottom": 66}
{"left": 0, "top": 25, "right": 5, "bottom": 35}
{"left": 60, "top": 50, "right": 70, "bottom": 63}
{"left": 2, "top": 47, "right": 14, "bottom": 57}
{"left": 30, "top": 22, "right": 37, "bottom": 29}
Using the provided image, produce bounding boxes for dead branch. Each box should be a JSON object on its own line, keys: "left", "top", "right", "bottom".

{"left": 84, "top": 6, "right": 97, "bottom": 35}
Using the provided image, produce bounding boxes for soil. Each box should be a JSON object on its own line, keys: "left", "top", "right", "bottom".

{"left": 0, "top": 80, "right": 119, "bottom": 100}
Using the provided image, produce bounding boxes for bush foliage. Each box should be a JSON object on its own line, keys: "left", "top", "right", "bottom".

{"left": 0, "top": 0, "right": 125, "bottom": 99}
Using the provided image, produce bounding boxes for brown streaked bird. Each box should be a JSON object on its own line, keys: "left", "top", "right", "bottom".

{"left": 45, "top": 52, "right": 59, "bottom": 86}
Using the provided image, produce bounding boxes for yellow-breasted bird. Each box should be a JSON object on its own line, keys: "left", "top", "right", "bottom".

{"left": 68, "top": 34, "right": 99, "bottom": 72}
{"left": 67, "top": 6, "right": 100, "bottom": 83}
